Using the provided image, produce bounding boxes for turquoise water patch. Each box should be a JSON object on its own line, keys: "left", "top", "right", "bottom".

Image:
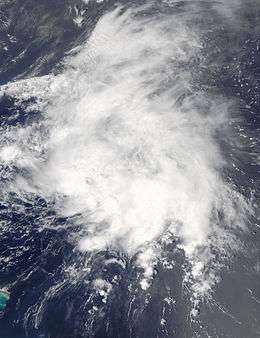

{"left": 0, "top": 291, "right": 10, "bottom": 311}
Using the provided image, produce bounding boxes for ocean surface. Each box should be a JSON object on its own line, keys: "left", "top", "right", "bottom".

{"left": 0, "top": 1, "right": 259, "bottom": 337}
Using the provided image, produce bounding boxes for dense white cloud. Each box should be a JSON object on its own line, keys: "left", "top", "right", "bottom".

{"left": 0, "top": 3, "right": 252, "bottom": 296}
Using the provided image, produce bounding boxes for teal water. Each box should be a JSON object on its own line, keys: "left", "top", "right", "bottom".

{"left": 0, "top": 292, "right": 10, "bottom": 311}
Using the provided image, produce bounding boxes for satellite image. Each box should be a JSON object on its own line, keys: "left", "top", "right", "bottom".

{"left": 0, "top": 1, "right": 259, "bottom": 337}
